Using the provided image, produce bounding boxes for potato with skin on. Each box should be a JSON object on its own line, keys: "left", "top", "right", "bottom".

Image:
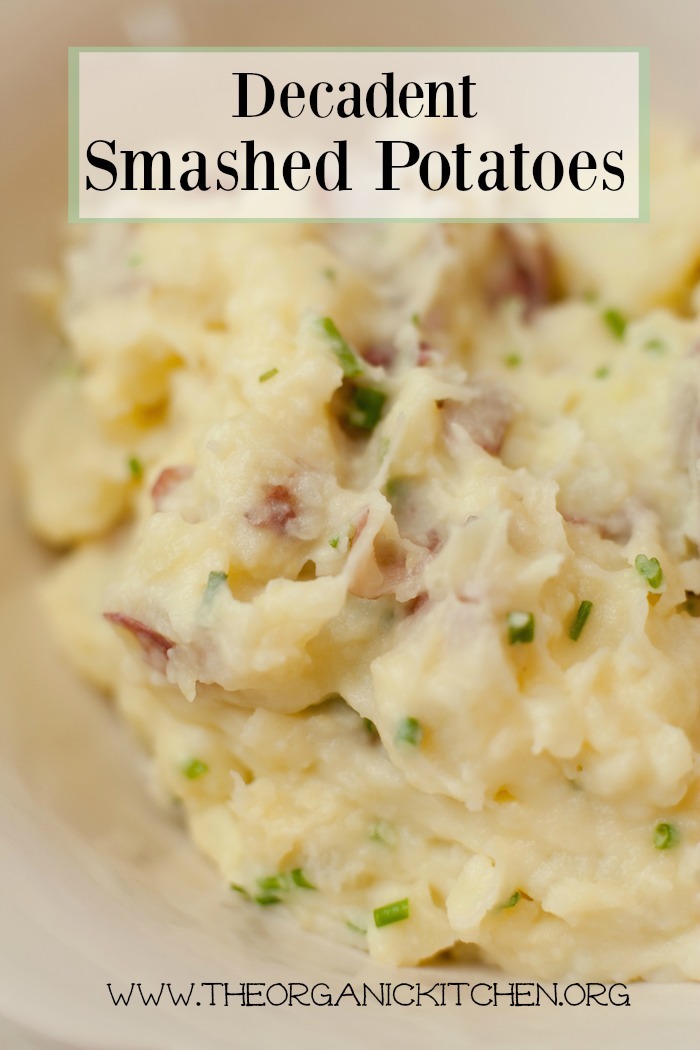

{"left": 17, "top": 143, "right": 700, "bottom": 982}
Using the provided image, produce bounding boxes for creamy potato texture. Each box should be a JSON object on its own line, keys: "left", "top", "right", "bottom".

{"left": 19, "top": 133, "right": 700, "bottom": 980}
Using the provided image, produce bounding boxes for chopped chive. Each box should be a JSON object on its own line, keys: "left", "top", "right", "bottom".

{"left": 503, "top": 352, "right": 522, "bottom": 369}
{"left": 204, "top": 570, "right": 228, "bottom": 600}
{"left": 373, "top": 898, "right": 410, "bottom": 928}
{"left": 643, "top": 337, "right": 666, "bottom": 354}
{"left": 257, "top": 874, "right": 290, "bottom": 893}
{"left": 230, "top": 883, "right": 251, "bottom": 898}
{"left": 206, "top": 570, "right": 228, "bottom": 587}
{"left": 602, "top": 307, "right": 627, "bottom": 340}
{"left": 395, "top": 716, "right": 423, "bottom": 748}
{"left": 319, "top": 317, "right": 364, "bottom": 378}
{"left": 368, "top": 820, "right": 397, "bottom": 847}
{"left": 322, "top": 267, "right": 336, "bottom": 280}
{"left": 346, "top": 386, "right": 387, "bottom": 431}
{"left": 653, "top": 822, "right": 679, "bottom": 850}
{"left": 385, "top": 477, "right": 405, "bottom": 500}
{"left": 329, "top": 535, "right": 340, "bottom": 549}
{"left": 635, "top": 554, "right": 664, "bottom": 590}
{"left": 346, "top": 920, "right": 367, "bottom": 934}
{"left": 363, "top": 717, "right": 378, "bottom": 737}
{"left": 569, "top": 600, "right": 593, "bottom": 641}
{"left": 594, "top": 365, "right": 610, "bottom": 379}
{"left": 254, "top": 894, "right": 282, "bottom": 906}
{"left": 501, "top": 891, "right": 521, "bottom": 909}
{"left": 291, "top": 868, "right": 316, "bottom": 890}
{"left": 259, "top": 367, "right": 279, "bottom": 383}
{"left": 410, "top": 312, "right": 420, "bottom": 327}
{"left": 127, "top": 455, "right": 143, "bottom": 481}
{"left": 507, "top": 611, "right": 535, "bottom": 645}
{"left": 182, "top": 758, "right": 209, "bottom": 780}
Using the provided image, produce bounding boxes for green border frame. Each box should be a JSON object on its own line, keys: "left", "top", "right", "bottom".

{"left": 68, "top": 47, "right": 650, "bottom": 224}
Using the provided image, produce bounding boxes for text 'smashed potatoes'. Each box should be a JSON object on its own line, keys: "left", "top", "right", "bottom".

{"left": 18, "top": 131, "right": 700, "bottom": 980}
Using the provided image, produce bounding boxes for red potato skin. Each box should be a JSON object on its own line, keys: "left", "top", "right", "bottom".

{"left": 417, "top": 341, "right": 436, "bottom": 367}
{"left": 486, "top": 225, "right": 555, "bottom": 319}
{"left": 245, "top": 484, "right": 297, "bottom": 534}
{"left": 151, "top": 465, "right": 194, "bottom": 510}
{"left": 405, "top": 591, "right": 429, "bottom": 616}
{"left": 104, "top": 612, "right": 174, "bottom": 672}
{"left": 351, "top": 507, "right": 370, "bottom": 545}
{"left": 420, "top": 528, "right": 443, "bottom": 554}
{"left": 362, "top": 342, "right": 395, "bottom": 368}
{"left": 561, "top": 509, "right": 632, "bottom": 544}
{"left": 349, "top": 508, "right": 439, "bottom": 603}
{"left": 440, "top": 383, "right": 514, "bottom": 457}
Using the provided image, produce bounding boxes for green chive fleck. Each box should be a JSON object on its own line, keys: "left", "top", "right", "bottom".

{"left": 373, "top": 898, "right": 410, "bottom": 928}
{"left": 127, "top": 455, "right": 143, "bottom": 481}
{"left": 319, "top": 317, "right": 364, "bottom": 378}
{"left": 602, "top": 308, "right": 627, "bottom": 340}
{"left": 230, "top": 883, "right": 250, "bottom": 898}
{"left": 501, "top": 891, "right": 521, "bottom": 909}
{"left": 182, "top": 758, "right": 209, "bottom": 780}
{"left": 291, "top": 868, "right": 316, "bottom": 890}
{"left": 507, "top": 611, "right": 535, "bottom": 645}
{"left": 257, "top": 874, "right": 290, "bottom": 893}
{"left": 410, "top": 312, "right": 420, "bottom": 327}
{"left": 385, "top": 477, "right": 406, "bottom": 501}
{"left": 346, "top": 920, "right": 367, "bottom": 934}
{"left": 259, "top": 367, "right": 279, "bottom": 383}
{"left": 323, "top": 267, "right": 336, "bottom": 281}
{"left": 504, "top": 352, "right": 522, "bottom": 369}
{"left": 368, "top": 820, "right": 397, "bottom": 847}
{"left": 395, "top": 716, "right": 423, "bottom": 748}
{"left": 653, "top": 822, "right": 679, "bottom": 850}
{"left": 635, "top": 554, "right": 664, "bottom": 590}
{"left": 255, "top": 894, "right": 282, "bottom": 906}
{"left": 204, "top": 570, "right": 228, "bottom": 600}
{"left": 346, "top": 386, "right": 386, "bottom": 431}
{"left": 594, "top": 366, "right": 611, "bottom": 379}
{"left": 363, "top": 717, "right": 378, "bottom": 737}
{"left": 569, "top": 600, "right": 593, "bottom": 641}
{"left": 329, "top": 535, "right": 340, "bottom": 549}
{"left": 643, "top": 337, "right": 666, "bottom": 354}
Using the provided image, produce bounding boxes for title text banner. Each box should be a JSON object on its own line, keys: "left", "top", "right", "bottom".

{"left": 71, "top": 48, "right": 647, "bottom": 222}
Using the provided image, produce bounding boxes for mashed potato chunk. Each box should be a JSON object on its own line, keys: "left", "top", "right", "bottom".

{"left": 18, "top": 151, "right": 700, "bottom": 979}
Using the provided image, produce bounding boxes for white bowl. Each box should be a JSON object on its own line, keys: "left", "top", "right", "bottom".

{"left": 1, "top": 1, "right": 699, "bottom": 1047}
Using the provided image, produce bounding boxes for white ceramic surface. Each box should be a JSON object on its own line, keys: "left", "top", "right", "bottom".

{"left": 1, "top": 2, "right": 699, "bottom": 1047}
